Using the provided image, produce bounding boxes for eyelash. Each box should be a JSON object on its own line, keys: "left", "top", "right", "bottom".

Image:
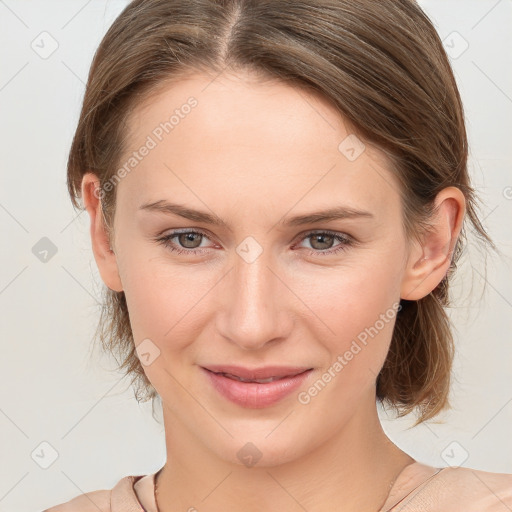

{"left": 155, "top": 229, "right": 354, "bottom": 257}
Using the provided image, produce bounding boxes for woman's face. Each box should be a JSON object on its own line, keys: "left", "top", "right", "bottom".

{"left": 109, "top": 71, "right": 414, "bottom": 466}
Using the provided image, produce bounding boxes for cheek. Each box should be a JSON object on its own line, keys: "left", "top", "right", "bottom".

{"left": 118, "top": 233, "right": 402, "bottom": 364}
{"left": 118, "top": 249, "right": 216, "bottom": 350}
{"left": 299, "top": 254, "right": 401, "bottom": 372}
{"left": 119, "top": 260, "right": 208, "bottom": 394}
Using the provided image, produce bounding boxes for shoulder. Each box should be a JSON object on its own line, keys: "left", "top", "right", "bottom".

{"left": 43, "top": 475, "right": 139, "bottom": 512}
{"left": 436, "top": 466, "right": 512, "bottom": 505}
{"left": 397, "top": 465, "right": 512, "bottom": 511}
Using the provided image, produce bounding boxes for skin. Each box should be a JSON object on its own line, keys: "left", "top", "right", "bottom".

{"left": 82, "top": 70, "right": 465, "bottom": 511}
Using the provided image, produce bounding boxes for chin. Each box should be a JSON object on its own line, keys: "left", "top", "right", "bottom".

{"left": 206, "top": 427, "right": 312, "bottom": 470}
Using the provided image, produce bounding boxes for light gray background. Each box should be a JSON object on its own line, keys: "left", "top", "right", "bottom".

{"left": 0, "top": 1, "right": 511, "bottom": 510}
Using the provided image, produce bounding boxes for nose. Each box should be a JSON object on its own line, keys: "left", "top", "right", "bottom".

{"left": 216, "top": 246, "right": 293, "bottom": 351}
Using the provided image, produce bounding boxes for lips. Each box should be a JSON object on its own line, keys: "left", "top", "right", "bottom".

{"left": 202, "top": 365, "right": 312, "bottom": 381}
{"left": 201, "top": 365, "right": 314, "bottom": 408}
{"left": 218, "top": 373, "right": 285, "bottom": 384}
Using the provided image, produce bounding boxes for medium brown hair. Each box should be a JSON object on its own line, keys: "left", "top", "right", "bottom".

{"left": 67, "top": 0, "right": 497, "bottom": 426}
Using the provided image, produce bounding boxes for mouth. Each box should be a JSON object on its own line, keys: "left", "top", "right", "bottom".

{"left": 202, "top": 364, "right": 312, "bottom": 381}
{"left": 212, "top": 373, "right": 298, "bottom": 384}
{"left": 201, "top": 365, "right": 314, "bottom": 408}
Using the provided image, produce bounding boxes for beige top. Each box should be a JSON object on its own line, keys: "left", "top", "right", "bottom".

{"left": 43, "top": 461, "right": 512, "bottom": 511}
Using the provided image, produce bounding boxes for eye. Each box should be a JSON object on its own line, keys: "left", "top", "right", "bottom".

{"left": 296, "top": 230, "right": 354, "bottom": 256}
{"left": 156, "top": 229, "right": 214, "bottom": 255}
{"left": 155, "top": 229, "right": 355, "bottom": 257}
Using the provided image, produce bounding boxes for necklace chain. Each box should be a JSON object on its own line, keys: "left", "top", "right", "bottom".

{"left": 153, "top": 467, "right": 402, "bottom": 512}
{"left": 154, "top": 468, "right": 161, "bottom": 512}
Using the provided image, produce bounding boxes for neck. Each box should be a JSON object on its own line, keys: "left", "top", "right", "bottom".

{"left": 155, "top": 395, "right": 414, "bottom": 512}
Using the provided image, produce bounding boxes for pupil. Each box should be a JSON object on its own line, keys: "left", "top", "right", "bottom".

{"left": 312, "top": 234, "right": 333, "bottom": 250}
{"left": 180, "top": 233, "right": 201, "bottom": 248}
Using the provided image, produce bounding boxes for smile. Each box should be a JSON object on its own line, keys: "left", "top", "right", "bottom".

{"left": 201, "top": 366, "right": 313, "bottom": 408}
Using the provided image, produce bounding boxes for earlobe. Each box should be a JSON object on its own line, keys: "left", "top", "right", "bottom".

{"left": 81, "top": 172, "right": 124, "bottom": 292}
{"left": 400, "top": 187, "right": 465, "bottom": 301}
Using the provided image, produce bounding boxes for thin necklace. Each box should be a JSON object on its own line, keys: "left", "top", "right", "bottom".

{"left": 378, "top": 476, "right": 399, "bottom": 512}
{"left": 154, "top": 468, "right": 161, "bottom": 512}
{"left": 153, "top": 466, "right": 425, "bottom": 512}
{"left": 381, "top": 467, "right": 445, "bottom": 512}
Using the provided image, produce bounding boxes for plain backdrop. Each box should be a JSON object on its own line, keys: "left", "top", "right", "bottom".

{"left": 0, "top": 1, "right": 511, "bottom": 510}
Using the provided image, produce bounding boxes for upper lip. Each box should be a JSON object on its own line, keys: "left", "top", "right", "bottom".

{"left": 202, "top": 365, "right": 312, "bottom": 380}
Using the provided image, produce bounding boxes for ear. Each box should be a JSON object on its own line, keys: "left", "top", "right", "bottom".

{"left": 400, "top": 186, "right": 466, "bottom": 301}
{"left": 81, "top": 172, "right": 124, "bottom": 292}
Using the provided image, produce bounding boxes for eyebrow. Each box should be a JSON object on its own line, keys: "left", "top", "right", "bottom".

{"left": 138, "top": 199, "right": 374, "bottom": 229}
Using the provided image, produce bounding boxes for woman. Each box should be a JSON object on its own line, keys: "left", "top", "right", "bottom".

{"left": 45, "top": 0, "right": 512, "bottom": 510}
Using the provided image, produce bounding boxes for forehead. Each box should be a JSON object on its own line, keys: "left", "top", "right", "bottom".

{"left": 117, "top": 71, "right": 402, "bottom": 221}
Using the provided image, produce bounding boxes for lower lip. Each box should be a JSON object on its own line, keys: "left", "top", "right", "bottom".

{"left": 202, "top": 367, "right": 313, "bottom": 408}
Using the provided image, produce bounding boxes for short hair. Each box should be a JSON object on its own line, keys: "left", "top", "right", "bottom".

{"left": 66, "top": 0, "right": 497, "bottom": 426}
